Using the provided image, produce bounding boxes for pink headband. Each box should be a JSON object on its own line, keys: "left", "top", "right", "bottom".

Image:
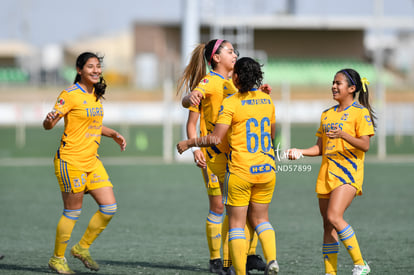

{"left": 209, "top": 39, "right": 224, "bottom": 65}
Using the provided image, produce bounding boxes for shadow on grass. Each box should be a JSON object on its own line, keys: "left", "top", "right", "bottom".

{"left": 0, "top": 264, "right": 50, "bottom": 273}
{"left": 0, "top": 263, "right": 114, "bottom": 275}
{"left": 101, "top": 259, "right": 209, "bottom": 273}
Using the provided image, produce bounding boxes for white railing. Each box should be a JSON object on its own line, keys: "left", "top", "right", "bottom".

{"left": 1, "top": 92, "right": 413, "bottom": 161}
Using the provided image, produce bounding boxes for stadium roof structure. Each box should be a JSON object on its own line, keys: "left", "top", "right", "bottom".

{"left": 0, "top": 40, "right": 35, "bottom": 57}
{"left": 202, "top": 15, "right": 414, "bottom": 31}
{"left": 135, "top": 14, "right": 414, "bottom": 31}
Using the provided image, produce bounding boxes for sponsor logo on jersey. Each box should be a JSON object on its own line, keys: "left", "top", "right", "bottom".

{"left": 250, "top": 163, "right": 273, "bottom": 174}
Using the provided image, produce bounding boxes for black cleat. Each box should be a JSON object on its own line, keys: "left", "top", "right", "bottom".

{"left": 226, "top": 265, "right": 251, "bottom": 275}
{"left": 209, "top": 258, "right": 226, "bottom": 275}
{"left": 246, "top": 254, "right": 266, "bottom": 271}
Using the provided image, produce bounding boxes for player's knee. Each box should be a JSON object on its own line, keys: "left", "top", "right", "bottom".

{"left": 210, "top": 204, "right": 224, "bottom": 215}
{"left": 99, "top": 203, "right": 117, "bottom": 216}
{"left": 326, "top": 212, "right": 342, "bottom": 229}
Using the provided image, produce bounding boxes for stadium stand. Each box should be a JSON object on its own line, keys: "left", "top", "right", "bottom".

{"left": 264, "top": 58, "right": 394, "bottom": 86}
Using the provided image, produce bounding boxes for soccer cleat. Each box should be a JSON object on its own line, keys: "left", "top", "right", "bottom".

{"left": 226, "top": 265, "right": 251, "bottom": 275}
{"left": 264, "top": 260, "right": 279, "bottom": 275}
{"left": 352, "top": 260, "right": 370, "bottom": 275}
{"left": 209, "top": 258, "right": 226, "bottom": 275}
{"left": 48, "top": 256, "right": 75, "bottom": 274}
{"left": 226, "top": 266, "right": 234, "bottom": 275}
{"left": 246, "top": 254, "right": 266, "bottom": 271}
{"left": 71, "top": 243, "right": 99, "bottom": 271}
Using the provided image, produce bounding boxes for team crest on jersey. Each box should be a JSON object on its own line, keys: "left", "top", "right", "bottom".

{"left": 364, "top": 115, "right": 372, "bottom": 125}
{"left": 341, "top": 113, "right": 349, "bottom": 121}
{"left": 57, "top": 98, "right": 65, "bottom": 106}
{"left": 218, "top": 105, "right": 224, "bottom": 115}
{"left": 73, "top": 178, "right": 81, "bottom": 188}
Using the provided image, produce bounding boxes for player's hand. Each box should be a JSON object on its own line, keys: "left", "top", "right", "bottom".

{"left": 113, "top": 133, "right": 127, "bottom": 151}
{"left": 188, "top": 90, "right": 203, "bottom": 106}
{"left": 45, "top": 111, "right": 58, "bottom": 122}
{"left": 43, "top": 110, "right": 61, "bottom": 130}
{"left": 259, "top": 83, "right": 272, "bottom": 94}
{"left": 286, "top": 148, "right": 303, "bottom": 160}
{"left": 193, "top": 149, "right": 206, "bottom": 168}
{"left": 326, "top": 126, "right": 342, "bottom": 139}
{"left": 177, "top": 140, "right": 190, "bottom": 154}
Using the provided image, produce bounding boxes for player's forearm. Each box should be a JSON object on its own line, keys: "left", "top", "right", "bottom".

{"left": 340, "top": 132, "right": 370, "bottom": 152}
{"left": 187, "top": 134, "right": 222, "bottom": 148}
{"left": 187, "top": 125, "right": 197, "bottom": 139}
{"left": 101, "top": 126, "right": 119, "bottom": 138}
{"left": 301, "top": 145, "right": 322, "bottom": 156}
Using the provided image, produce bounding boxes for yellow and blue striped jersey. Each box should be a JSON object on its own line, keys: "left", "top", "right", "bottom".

{"left": 53, "top": 83, "right": 103, "bottom": 171}
{"left": 315, "top": 101, "right": 375, "bottom": 194}
{"left": 189, "top": 71, "right": 237, "bottom": 160}
{"left": 216, "top": 90, "right": 276, "bottom": 183}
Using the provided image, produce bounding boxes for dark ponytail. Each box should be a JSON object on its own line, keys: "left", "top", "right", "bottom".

{"left": 338, "top": 68, "right": 376, "bottom": 128}
{"left": 93, "top": 77, "right": 106, "bottom": 101}
{"left": 74, "top": 52, "right": 107, "bottom": 101}
{"left": 233, "top": 57, "right": 263, "bottom": 93}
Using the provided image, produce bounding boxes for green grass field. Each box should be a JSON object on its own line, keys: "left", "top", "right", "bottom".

{"left": 0, "top": 124, "right": 413, "bottom": 274}
{"left": 1, "top": 161, "right": 413, "bottom": 274}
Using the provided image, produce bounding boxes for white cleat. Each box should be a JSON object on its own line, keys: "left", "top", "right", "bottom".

{"left": 264, "top": 260, "right": 279, "bottom": 275}
{"left": 352, "top": 260, "right": 370, "bottom": 275}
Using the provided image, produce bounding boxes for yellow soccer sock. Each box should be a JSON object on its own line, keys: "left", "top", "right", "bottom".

{"left": 338, "top": 225, "right": 364, "bottom": 266}
{"left": 323, "top": 242, "right": 339, "bottom": 275}
{"left": 206, "top": 210, "right": 223, "bottom": 260}
{"left": 222, "top": 215, "right": 232, "bottom": 269}
{"left": 245, "top": 220, "right": 258, "bottom": 255}
{"left": 54, "top": 209, "right": 81, "bottom": 257}
{"left": 79, "top": 204, "right": 116, "bottom": 248}
{"left": 229, "top": 228, "right": 247, "bottom": 275}
{"left": 255, "top": 222, "right": 276, "bottom": 262}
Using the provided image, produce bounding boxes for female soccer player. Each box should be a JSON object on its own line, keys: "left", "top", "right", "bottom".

{"left": 287, "top": 68, "right": 374, "bottom": 275}
{"left": 177, "top": 57, "right": 279, "bottom": 275}
{"left": 177, "top": 39, "right": 266, "bottom": 274}
{"left": 43, "top": 52, "right": 126, "bottom": 274}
